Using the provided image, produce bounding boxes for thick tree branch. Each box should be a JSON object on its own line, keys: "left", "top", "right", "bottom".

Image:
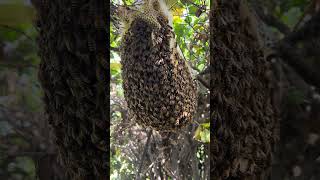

{"left": 284, "top": 11, "right": 320, "bottom": 43}
{"left": 255, "top": 9, "right": 290, "bottom": 34}
{"left": 250, "top": 1, "right": 290, "bottom": 34}
{"left": 196, "top": 75, "right": 209, "bottom": 89}
{"left": 276, "top": 42, "right": 320, "bottom": 89}
{"left": 274, "top": 11, "right": 320, "bottom": 89}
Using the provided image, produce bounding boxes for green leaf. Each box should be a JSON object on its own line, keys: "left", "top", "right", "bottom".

{"left": 194, "top": 125, "right": 202, "bottom": 140}
{"left": 185, "top": 16, "right": 192, "bottom": 24}
{"left": 201, "top": 122, "right": 210, "bottom": 129}
{"left": 200, "top": 129, "right": 210, "bottom": 143}
{"left": 189, "top": 6, "right": 198, "bottom": 15}
{"left": 110, "top": 62, "right": 122, "bottom": 75}
{"left": 194, "top": 124, "right": 210, "bottom": 143}
{"left": 281, "top": 7, "right": 301, "bottom": 28}
{"left": 197, "top": 62, "right": 205, "bottom": 71}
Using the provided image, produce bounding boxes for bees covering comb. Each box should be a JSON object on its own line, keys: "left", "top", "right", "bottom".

{"left": 211, "top": 0, "right": 279, "bottom": 179}
{"left": 119, "top": 0, "right": 197, "bottom": 132}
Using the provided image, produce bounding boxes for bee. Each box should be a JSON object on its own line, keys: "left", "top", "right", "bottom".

{"left": 87, "top": 36, "right": 96, "bottom": 52}
{"left": 71, "top": 0, "right": 78, "bottom": 11}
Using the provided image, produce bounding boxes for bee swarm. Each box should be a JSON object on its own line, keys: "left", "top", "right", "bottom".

{"left": 119, "top": 0, "right": 197, "bottom": 132}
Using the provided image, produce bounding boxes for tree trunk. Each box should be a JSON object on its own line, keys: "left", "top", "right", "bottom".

{"left": 32, "top": 0, "right": 109, "bottom": 179}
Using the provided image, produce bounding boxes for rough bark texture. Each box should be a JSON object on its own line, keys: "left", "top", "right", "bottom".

{"left": 210, "top": 0, "right": 279, "bottom": 179}
{"left": 33, "top": 0, "right": 109, "bottom": 179}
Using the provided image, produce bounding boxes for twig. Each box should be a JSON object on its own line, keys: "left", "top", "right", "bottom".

{"left": 198, "top": 66, "right": 210, "bottom": 75}
{"left": 292, "top": 0, "right": 319, "bottom": 31}
{"left": 6, "top": 151, "right": 51, "bottom": 157}
{"left": 0, "top": 24, "right": 34, "bottom": 41}
{"left": 0, "top": 62, "right": 38, "bottom": 69}
{"left": 249, "top": 1, "right": 290, "bottom": 34}
{"left": 162, "top": 164, "right": 178, "bottom": 179}
{"left": 283, "top": 11, "right": 320, "bottom": 42}
{"left": 136, "top": 129, "right": 152, "bottom": 180}
{"left": 185, "top": 0, "right": 206, "bottom": 11}
{"left": 196, "top": 75, "right": 209, "bottom": 89}
{"left": 254, "top": 10, "right": 290, "bottom": 34}
{"left": 111, "top": 46, "right": 120, "bottom": 52}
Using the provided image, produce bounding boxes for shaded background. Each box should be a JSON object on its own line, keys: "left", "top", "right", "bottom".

{"left": 0, "top": 0, "right": 66, "bottom": 179}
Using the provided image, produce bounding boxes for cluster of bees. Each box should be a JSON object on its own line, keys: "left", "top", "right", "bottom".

{"left": 119, "top": 0, "right": 197, "bottom": 132}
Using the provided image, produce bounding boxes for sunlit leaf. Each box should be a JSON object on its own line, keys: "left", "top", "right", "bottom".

{"left": 172, "top": 7, "right": 185, "bottom": 16}
{"left": 194, "top": 125, "right": 202, "bottom": 140}
{"left": 201, "top": 122, "right": 210, "bottom": 129}
{"left": 200, "top": 128, "right": 210, "bottom": 143}
{"left": 111, "top": 62, "right": 122, "bottom": 75}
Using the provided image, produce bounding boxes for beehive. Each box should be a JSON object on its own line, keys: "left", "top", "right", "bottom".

{"left": 119, "top": 0, "right": 197, "bottom": 132}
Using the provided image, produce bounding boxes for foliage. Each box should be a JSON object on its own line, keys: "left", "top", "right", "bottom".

{"left": 194, "top": 122, "right": 210, "bottom": 143}
{"left": 0, "top": 1, "right": 46, "bottom": 180}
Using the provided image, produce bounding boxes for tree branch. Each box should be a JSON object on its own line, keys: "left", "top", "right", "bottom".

{"left": 196, "top": 75, "right": 209, "bottom": 89}
{"left": 257, "top": 12, "right": 290, "bottom": 34}
{"left": 250, "top": 2, "right": 290, "bottom": 34}
{"left": 0, "top": 24, "right": 34, "bottom": 41}
{"left": 276, "top": 41, "right": 320, "bottom": 89}
{"left": 274, "top": 11, "right": 320, "bottom": 89}
{"left": 284, "top": 11, "right": 320, "bottom": 43}
{"left": 110, "top": 47, "right": 120, "bottom": 52}
{"left": 136, "top": 130, "right": 152, "bottom": 180}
